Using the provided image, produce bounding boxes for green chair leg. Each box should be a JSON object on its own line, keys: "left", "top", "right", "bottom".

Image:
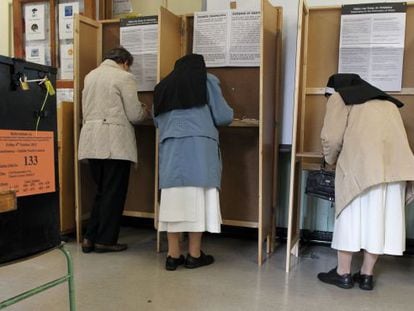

{"left": 0, "top": 243, "right": 76, "bottom": 310}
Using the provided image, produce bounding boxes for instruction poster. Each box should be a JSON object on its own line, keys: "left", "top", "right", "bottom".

{"left": 193, "top": 10, "right": 261, "bottom": 67}
{"left": 120, "top": 16, "right": 158, "bottom": 92}
{"left": 339, "top": 2, "right": 406, "bottom": 91}
{"left": 0, "top": 130, "right": 55, "bottom": 197}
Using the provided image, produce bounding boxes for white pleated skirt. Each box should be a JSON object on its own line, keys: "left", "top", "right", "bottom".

{"left": 158, "top": 187, "right": 222, "bottom": 233}
{"left": 332, "top": 181, "right": 406, "bottom": 255}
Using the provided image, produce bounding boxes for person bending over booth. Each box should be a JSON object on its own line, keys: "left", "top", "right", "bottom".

{"left": 317, "top": 74, "right": 414, "bottom": 290}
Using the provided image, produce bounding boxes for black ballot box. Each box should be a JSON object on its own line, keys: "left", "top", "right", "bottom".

{"left": 0, "top": 56, "right": 60, "bottom": 264}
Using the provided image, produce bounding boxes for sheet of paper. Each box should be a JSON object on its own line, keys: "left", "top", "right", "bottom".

{"left": 113, "top": 0, "right": 132, "bottom": 16}
{"left": 339, "top": 3, "right": 406, "bottom": 91}
{"left": 120, "top": 16, "right": 158, "bottom": 92}
{"left": 59, "top": 2, "right": 79, "bottom": 40}
{"left": 193, "top": 10, "right": 261, "bottom": 67}
{"left": 60, "top": 44, "right": 74, "bottom": 80}
{"left": 193, "top": 12, "right": 229, "bottom": 67}
{"left": 25, "top": 4, "right": 46, "bottom": 41}
{"left": 56, "top": 88, "right": 74, "bottom": 105}
{"left": 229, "top": 11, "right": 261, "bottom": 66}
{"left": 25, "top": 45, "right": 46, "bottom": 65}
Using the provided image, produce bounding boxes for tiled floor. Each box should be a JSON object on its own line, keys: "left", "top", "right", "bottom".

{"left": 1, "top": 227, "right": 413, "bottom": 310}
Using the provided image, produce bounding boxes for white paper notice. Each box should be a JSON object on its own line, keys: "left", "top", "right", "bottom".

{"left": 25, "top": 4, "right": 46, "bottom": 41}
{"left": 229, "top": 11, "right": 261, "bottom": 66}
{"left": 339, "top": 3, "right": 406, "bottom": 91}
{"left": 56, "top": 88, "right": 74, "bottom": 106}
{"left": 60, "top": 44, "right": 74, "bottom": 80}
{"left": 25, "top": 45, "right": 46, "bottom": 65}
{"left": 193, "top": 10, "right": 261, "bottom": 67}
{"left": 59, "top": 2, "right": 79, "bottom": 40}
{"left": 113, "top": 0, "right": 132, "bottom": 16}
{"left": 120, "top": 16, "right": 158, "bottom": 92}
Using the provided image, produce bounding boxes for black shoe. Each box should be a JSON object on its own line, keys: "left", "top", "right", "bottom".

{"left": 353, "top": 271, "right": 374, "bottom": 290}
{"left": 165, "top": 255, "right": 185, "bottom": 271}
{"left": 185, "top": 251, "right": 214, "bottom": 269}
{"left": 317, "top": 267, "right": 354, "bottom": 289}
{"left": 94, "top": 243, "right": 128, "bottom": 253}
{"left": 82, "top": 238, "right": 94, "bottom": 253}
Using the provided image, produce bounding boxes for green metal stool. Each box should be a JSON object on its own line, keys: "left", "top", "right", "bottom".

{"left": 0, "top": 243, "right": 76, "bottom": 310}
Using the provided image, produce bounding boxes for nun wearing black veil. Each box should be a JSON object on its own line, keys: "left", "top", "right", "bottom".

{"left": 317, "top": 74, "right": 414, "bottom": 290}
{"left": 153, "top": 54, "right": 233, "bottom": 271}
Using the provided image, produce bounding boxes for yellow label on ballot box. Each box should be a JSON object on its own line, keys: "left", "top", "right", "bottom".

{"left": 0, "top": 130, "right": 55, "bottom": 197}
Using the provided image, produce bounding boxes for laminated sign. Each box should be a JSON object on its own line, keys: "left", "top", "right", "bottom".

{"left": 0, "top": 130, "right": 55, "bottom": 197}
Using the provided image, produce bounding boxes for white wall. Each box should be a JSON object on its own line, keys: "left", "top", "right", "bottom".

{"left": 0, "top": 0, "right": 13, "bottom": 57}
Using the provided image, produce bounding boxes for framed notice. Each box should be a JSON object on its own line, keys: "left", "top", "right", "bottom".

{"left": 0, "top": 130, "right": 55, "bottom": 197}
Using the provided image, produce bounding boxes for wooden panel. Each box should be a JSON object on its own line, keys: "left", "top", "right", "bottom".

{"left": 84, "top": 0, "right": 96, "bottom": 19}
{"left": 13, "top": 0, "right": 24, "bottom": 59}
{"left": 124, "top": 126, "right": 156, "bottom": 214}
{"left": 286, "top": 0, "right": 308, "bottom": 272}
{"left": 208, "top": 68, "right": 260, "bottom": 120}
{"left": 58, "top": 101, "right": 75, "bottom": 233}
{"left": 74, "top": 14, "right": 102, "bottom": 242}
{"left": 306, "top": 8, "right": 340, "bottom": 88}
{"left": 259, "top": 0, "right": 281, "bottom": 262}
{"left": 303, "top": 95, "right": 325, "bottom": 153}
{"left": 220, "top": 128, "right": 259, "bottom": 222}
{"left": 57, "top": 80, "right": 74, "bottom": 88}
{"left": 158, "top": 7, "right": 182, "bottom": 79}
{"left": 182, "top": 16, "right": 194, "bottom": 55}
{"left": 101, "top": 20, "right": 121, "bottom": 56}
{"left": 403, "top": 6, "right": 414, "bottom": 87}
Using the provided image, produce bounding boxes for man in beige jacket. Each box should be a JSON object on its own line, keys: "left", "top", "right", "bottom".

{"left": 317, "top": 74, "right": 414, "bottom": 290}
{"left": 78, "top": 47, "right": 147, "bottom": 253}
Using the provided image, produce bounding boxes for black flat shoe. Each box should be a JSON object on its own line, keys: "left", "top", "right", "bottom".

{"left": 317, "top": 267, "right": 354, "bottom": 289}
{"left": 82, "top": 238, "right": 94, "bottom": 253}
{"left": 185, "top": 251, "right": 214, "bottom": 269}
{"left": 353, "top": 271, "right": 374, "bottom": 290}
{"left": 165, "top": 255, "right": 185, "bottom": 271}
{"left": 94, "top": 243, "right": 128, "bottom": 253}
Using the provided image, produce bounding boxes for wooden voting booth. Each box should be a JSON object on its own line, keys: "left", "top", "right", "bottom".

{"left": 73, "top": 15, "right": 156, "bottom": 242}
{"left": 286, "top": 0, "right": 414, "bottom": 272}
{"left": 157, "top": 0, "right": 283, "bottom": 263}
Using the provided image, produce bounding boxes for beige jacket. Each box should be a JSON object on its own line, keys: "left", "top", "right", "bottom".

{"left": 78, "top": 59, "right": 146, "bottom": 163}
{"left": 321, "top": 92, "right": 414, "bottom": 216}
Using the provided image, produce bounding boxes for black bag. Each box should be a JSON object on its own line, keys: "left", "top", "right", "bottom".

{"left": 305, "top": 160, "right": 335, "bottom": 202}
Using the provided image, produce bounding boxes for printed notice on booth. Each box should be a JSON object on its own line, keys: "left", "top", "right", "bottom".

{"left": 193, "top": 10, "right": 261, "bottom": 67}
{"left": 120, "top": 16, "right": 158, "bottom": 92}
{"left": 0, "top": 130, "right": 55, "bottom": 197}
{"left": 339, "top": 2, "right": 406, "bottom": 91}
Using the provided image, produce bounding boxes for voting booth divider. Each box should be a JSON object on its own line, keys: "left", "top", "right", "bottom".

{"left": 286, "top": 0, "right": 414, "bottom": 272}
{"left": 73, "top": 0, "right": 282, "bottom": 264}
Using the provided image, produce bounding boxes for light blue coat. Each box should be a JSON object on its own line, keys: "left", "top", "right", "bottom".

{"left": 154, "top": 73, "right": 234, "bottom": 189}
